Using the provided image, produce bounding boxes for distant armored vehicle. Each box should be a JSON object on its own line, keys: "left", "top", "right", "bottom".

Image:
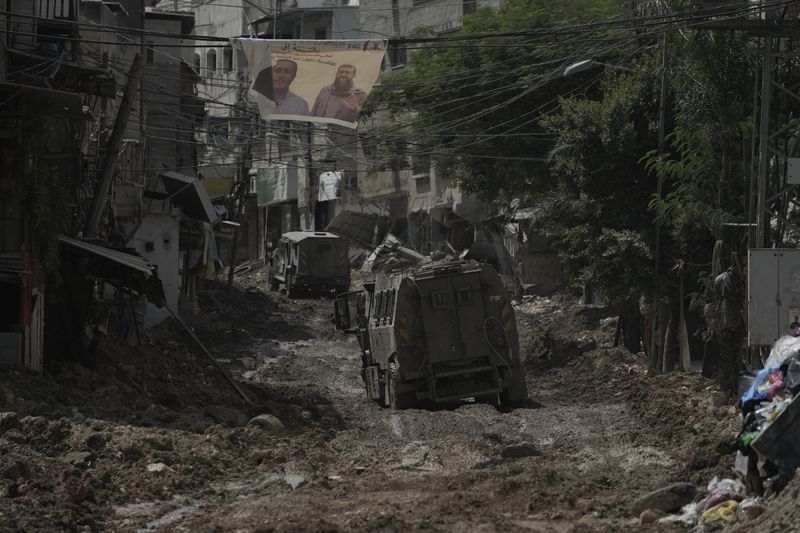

{"left": 269, "top": 231, "right": 350, "bottom": 298}
{"left": 334, "top": 260, "right": 527, "bottom": 409}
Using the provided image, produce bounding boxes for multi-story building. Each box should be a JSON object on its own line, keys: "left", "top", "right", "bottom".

{"left": 358, "top": 0, "right": 497, "bottom": 255}
{"left": 188, "top": 0, "right": 367, "bottom": 263}
{"left": 0, "top": 0, "right": 211, "bottom": 369}
{"left": 0, "top": 0, "right": 134, "bottom": 370}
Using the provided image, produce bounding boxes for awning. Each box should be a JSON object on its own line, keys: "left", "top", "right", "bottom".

{"left": 410, "top": 194, "right": 434, "bottom": 214}
{"left": 325, "top": 210, "right": 388, "bottom": 249}
{"left": 160, "top": 171, "right": 219, "bottom": 223}
{"left": 59, "top": 237, "right": 164, "bottom": 305}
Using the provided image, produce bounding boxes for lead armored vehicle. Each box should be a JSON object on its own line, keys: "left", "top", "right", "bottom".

{"left": 334, "top": 260, "right": 527, "bottom": 409}
{"left": 269, "top": 231, "right": 350, "bottom": 298}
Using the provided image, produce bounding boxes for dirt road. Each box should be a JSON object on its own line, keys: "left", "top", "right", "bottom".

{"left": 0, "top": 272, "right": 762, "bottom": 532}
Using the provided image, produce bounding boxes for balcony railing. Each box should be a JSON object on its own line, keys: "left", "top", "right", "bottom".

{"left": 36, "top": 0, "right": 77, "bottom": 20}
{"left": 7, "top": 0, "right": 79, "bottom": 55}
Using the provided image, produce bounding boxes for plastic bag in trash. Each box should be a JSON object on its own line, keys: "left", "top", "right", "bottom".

{"left": 657, "top": 502, "right": 701, "bottom": 527}
{"left": 765, "top": 335, "right": 800, "bottom": 368}
{"left": 704, "top": 477, "right": 746, "bottom": 511}
{"left": 702, "top": 500, "right": 738, "bottom": 523}
{"left": 784, "top": 357, "right": 800, "bottom": 394}
{"left": 740, "top": 367, "right": 782, "bottom": 411}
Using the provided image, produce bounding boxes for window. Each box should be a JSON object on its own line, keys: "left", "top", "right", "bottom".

{"left": 315, "top": 27, "right": 327, "bottom": 40}
{"left": 379, "top": 291, "right": 389, "bottom": 319}
{"left": 388, "top": 41, "right": 406, "bottom": 69}
{"left": 373, "top": 292, "right": 384, "bottom": 322}
{"left": 206, "top": 49, "right": 217, "bottom": 75}
{"left": 456, "top": 287, "right": 472, "bottom": 306}
{"left": 208, "top": 117, "right": 231, "bottom": 147}
{"left": 344, "top": 173, "right": 358, "bottom": 190}
{"left": 386, "top": 290, "right": 395, "bottom": 324}
{"left": 146, "top": 41, "right": 154, "bottom": 64}
{"left": 414, "top": 175, "right": 431, "bottom": 194}
{"left": 431, "top": 290, "right": 447, "bottom": 309}
{"left": 463, "top": 0, "right": 477, "bottom": 15}
{"left": 193, "top": 52, "right": 201, "bottom": 73}
{"left": 223, "top": 46, "right": 233, "bottom": 72}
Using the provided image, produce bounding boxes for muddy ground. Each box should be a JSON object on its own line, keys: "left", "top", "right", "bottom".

{"left": 0, "top": 266, "right": 787, "bottom": 532}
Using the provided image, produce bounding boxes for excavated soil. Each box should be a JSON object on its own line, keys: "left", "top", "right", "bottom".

{"left": 0, "top": 266, "right": 768, "bottom": 532}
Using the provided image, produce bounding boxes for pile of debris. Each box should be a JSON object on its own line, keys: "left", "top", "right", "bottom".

{"left": 360, "top": 233, "right": 428, "bottom": 273}
{"left": 734, "top": 336, "right": 800, "bottom": 491}
{"left": 642, "top": 335, "right": 800, "bottom": 530}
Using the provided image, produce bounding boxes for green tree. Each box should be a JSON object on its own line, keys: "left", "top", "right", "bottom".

{"left": 368, "top": 0, "right": 626, "bottom": 199}
{"left": 645, "top": 29, "right": 756, "bottom": 388}
{"left": 536, "top": 54, "right": 663, "bottom": 352}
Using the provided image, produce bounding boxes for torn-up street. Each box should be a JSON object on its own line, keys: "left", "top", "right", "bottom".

{"left": 2, "top": 271, "right": 799, "bottom": 532}
{"left": 3, "top": 1, "right": 800, "bottom": 532}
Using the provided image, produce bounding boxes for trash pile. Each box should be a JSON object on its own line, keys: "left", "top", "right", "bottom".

{"left": 648, "top": 334, "right": 800, "bottom": 530}
{"left": 734, "top": 334, "right": 800, "bottom": 492}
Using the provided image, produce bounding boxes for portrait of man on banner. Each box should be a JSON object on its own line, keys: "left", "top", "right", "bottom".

{"left": 233, "top": 39, "right": 387, "bottom": 129}
{"left": 311, "top": 64, "right": 367, "bottom": 123}
{"left": 252, "top": 59, "right": 309, "bottom": 116}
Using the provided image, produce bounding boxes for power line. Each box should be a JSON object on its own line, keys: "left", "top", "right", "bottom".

{"left": 9, "top": 0, "right": 776, "bottom": 179}
{"left": 1, "top": 0, "right": 789, "bottom": 48}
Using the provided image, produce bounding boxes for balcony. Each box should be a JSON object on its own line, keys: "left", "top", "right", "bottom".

{"left": 360, "top": 168, "right": 411, "bottom": 200}
{"left": 7, "top": 1, "right": 79, "bottom": 57}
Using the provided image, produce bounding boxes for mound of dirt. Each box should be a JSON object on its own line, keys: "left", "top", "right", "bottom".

{"left": 0, "top": 278, "right": 335, "bottom": 531}
{"left": 515, "top": 297, "right": 740, "bottom": 494}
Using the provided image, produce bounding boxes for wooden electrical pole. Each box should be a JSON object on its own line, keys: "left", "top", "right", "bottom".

{"left": 84, "top": 53, "right": 144, "bottom": 238}
{"left": 649, "top": 34, "right": 668, "bottom": 375}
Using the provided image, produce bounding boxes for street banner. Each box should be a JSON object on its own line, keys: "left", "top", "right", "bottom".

{"left": 256, "top": 165, "right": 298, "bottom": 206}
{"left": 232, "top": 39, "right": 387, "bottom": 129}
{"left": 318, "top": 171, "right": 342, "bottom": 202}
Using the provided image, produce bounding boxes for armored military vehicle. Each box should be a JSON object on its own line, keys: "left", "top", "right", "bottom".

{"left": 334, "top": 260, "right": 527, "bottom": 409}
{"left": 269, "top": 231, "right": 350, "bottom": 298}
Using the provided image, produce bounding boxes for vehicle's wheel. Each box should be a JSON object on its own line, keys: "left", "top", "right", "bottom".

{"left": 269, "top": 278, "right": 279, "bottom": 291}
{"left": 388, "top": 368, "right": 415, "bottom": 410}
{"left": 499, "top": 389, "right": 525, "bottom": 409}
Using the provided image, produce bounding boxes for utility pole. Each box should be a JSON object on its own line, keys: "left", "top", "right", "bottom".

{"left": 139, "top": 0, "right": 146, "bottom": 192}
{"left": 84, "top": 54, "right": 144, "bottom": 238}
{"left": 755, "top": 36, "right": 773, "bottom": 249}
{"left": 273, "top": 0, "right": 279, "bottom": 39}
{"left": 306, "top": 123, "right": 314, "bottom": 231}
{"left": 227, "top": 100, "right": 255, "bottom": 289}
{"left": 649, "top": 33, "right": 668, "bottom": 375}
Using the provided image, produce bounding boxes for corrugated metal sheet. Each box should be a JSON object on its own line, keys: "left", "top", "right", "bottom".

{"left": 325, "top": 210, "right": 387, "bottom": 249}
{"left": 160, "top": 172, "right": 219, "bottom": 223}
{"left": 59, "top": 237, "right": 156, "bottom": 276}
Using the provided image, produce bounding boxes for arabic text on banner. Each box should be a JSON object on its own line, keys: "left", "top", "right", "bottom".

{"left": 318, "top": 171, "right": 342, "bottom": 202}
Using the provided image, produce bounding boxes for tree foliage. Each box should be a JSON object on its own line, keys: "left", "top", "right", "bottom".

{"left": 538, "top": 56, "right": 662, "bottom": 302}
{"left": 368, "top": 0, "right": 626, "bottom": 200}
{"left": 370, "top": 0, "right": 766, "bottom": 370}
